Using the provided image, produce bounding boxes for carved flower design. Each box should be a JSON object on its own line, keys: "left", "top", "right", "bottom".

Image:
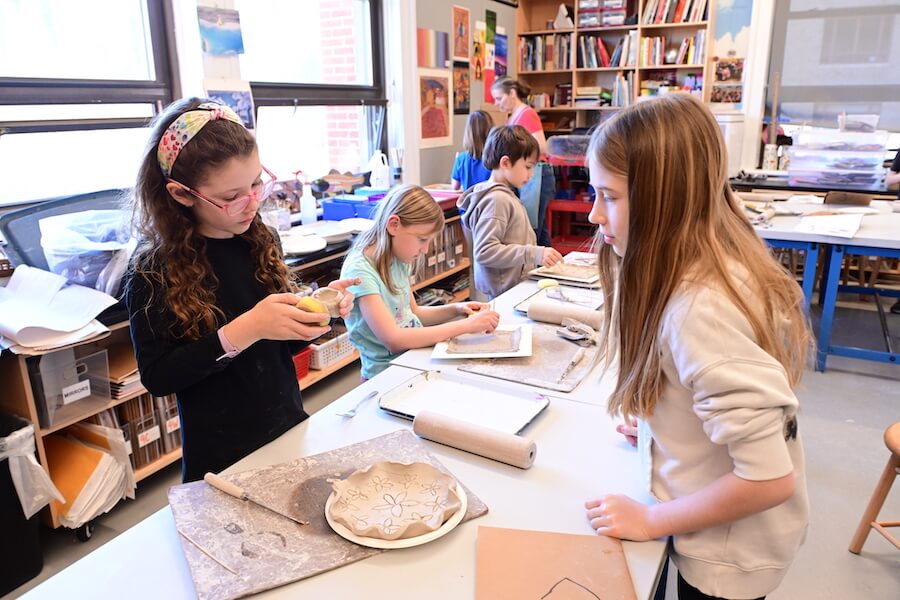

{"left": 380, "top": 518, "right": 401, "bottom": 535}
{"left": 420, "top": 480, "right": 443, "bottom": 497}
{"left": 370, "top": 475, "right": 393, "bottom": 492}
{"left": 345, "top": 488, "right": 368, "bottom": 501}
{"left": 373, "top": 491, "right": 420, "bottom": 518}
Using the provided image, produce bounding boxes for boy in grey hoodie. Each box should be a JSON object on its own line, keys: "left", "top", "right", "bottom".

{"left": 457, "top": 125, "right": 563, "bottom": 299}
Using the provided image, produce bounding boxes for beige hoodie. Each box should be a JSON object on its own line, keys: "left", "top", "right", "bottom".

{"left": 457, "top": 181, "right": 546, "bottom": 300}
{"left": 640, "top": 268, "right": 808, "bottom": 598}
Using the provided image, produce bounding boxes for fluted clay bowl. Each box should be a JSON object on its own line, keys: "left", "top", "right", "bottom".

{"left": 312, "top": 287, "right": 344, "bottom": 318}
{"left": 328, "top": 462, "right": 461, "bottom": 541}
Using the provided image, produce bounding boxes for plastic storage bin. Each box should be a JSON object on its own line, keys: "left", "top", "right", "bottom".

{"left": 788, "top": 127, "right": 887, "bottom": 189}
{"left": 0, "top": 412, "right": 43, "bottom": 596}
{"left": 155, "top": 395, "right": 181, "bottom": 454}
{"left": 27, "top": 348, "right": 111, "bottom": 429}
{"left": 547, "top": 135, "right": 590, "bottom": 166}
{"left": 292, "top": 346, "right": 313, "bottom": 380}
{"left": 309, "top": 323, "right": 354, "bottom": 370}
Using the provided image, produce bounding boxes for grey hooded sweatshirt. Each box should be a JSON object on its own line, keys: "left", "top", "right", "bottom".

{"left": 457, "top": 181, "right": 546, "bottom": 300}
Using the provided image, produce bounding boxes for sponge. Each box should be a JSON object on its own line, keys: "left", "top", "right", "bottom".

{"left": 296, "top": 297, "right": 330, "bottom": 326}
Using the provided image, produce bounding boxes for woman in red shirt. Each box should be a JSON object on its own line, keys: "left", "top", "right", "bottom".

{"left": 491, "top": 77, "right": 555, "bottom": 246}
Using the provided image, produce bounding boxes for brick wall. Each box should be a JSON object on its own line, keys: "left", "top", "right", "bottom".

{"left": 320, "top": 0, "right": 363, "bottom": 170}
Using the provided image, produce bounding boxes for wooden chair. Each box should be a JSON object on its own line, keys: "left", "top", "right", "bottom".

{"left": 849, "top": 422, "right": 900, "bottom": 553}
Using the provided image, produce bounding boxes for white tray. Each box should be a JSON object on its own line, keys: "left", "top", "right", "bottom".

{"left": 431, "top": 324, "right": 532, "bottom": 360}
{"left": 378, "top": 369, "right": 550, "bottom": 434}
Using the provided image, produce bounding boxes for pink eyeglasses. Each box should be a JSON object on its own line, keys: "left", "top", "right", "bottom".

{"left": 167, "top": 165, "right": 278, "bottom": 217}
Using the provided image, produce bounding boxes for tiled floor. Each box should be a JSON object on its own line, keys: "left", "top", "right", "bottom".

{"left": 4, "top": 300, "right": 900, "bottom": 600}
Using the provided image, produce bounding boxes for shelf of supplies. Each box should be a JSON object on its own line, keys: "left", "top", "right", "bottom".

{"left": 640, "top": 21, "right": 708, "bottom": 30}
{"left": 39, "top": 386, "right": 150, "bottom": 437}
{"left": 298, "top": 349, "right": 359, "bottom": 390}
{"left": 578, "top": 25, "right": 638, "bottom": 33}
{"left": 451, "top": 289, "right": 471, "bottom": 303}
{"left": 576, "top": 67, "right": 635, "bottom": 72}
{"left": 288, "top": 250, "right": 349, "bottom": 273}
{"left": 519, "top": 69, "right": 573, "bottom": 75}
{"left": 640, "top": 64, "right": 705, "bottom": 70}
{"left": 575, "top": 106, "right": 625, "bottom": 111}
{"left": 411, "top": 259, "right": 470, "bottom": 293}
{"left": 134, "top": 448, "right": 183, "bottom": 482}
{"left": 520, "top": 28, "right": 574, "bottom": 36}
{"left": 536, "top": 106, "right": 578, "bottom": 112}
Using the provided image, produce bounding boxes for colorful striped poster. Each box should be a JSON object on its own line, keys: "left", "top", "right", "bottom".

{"left": 417, "top": 28, "right": 450, "bottom": 69}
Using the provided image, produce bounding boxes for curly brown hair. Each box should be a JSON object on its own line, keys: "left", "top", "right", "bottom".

{"left": 128, "top": 97, "right": 294, "bottom": 340}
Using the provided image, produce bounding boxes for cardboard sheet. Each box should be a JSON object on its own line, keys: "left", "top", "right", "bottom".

{"left": 475, "top": 526, "right": 637, "bottom": 600}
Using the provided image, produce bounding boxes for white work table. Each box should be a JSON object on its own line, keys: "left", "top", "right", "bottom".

{"left": 22, "top": 283, "right": 666, "bottom": 600}
{"left": 755, "top": 199, "right": 900, "bottom": 249}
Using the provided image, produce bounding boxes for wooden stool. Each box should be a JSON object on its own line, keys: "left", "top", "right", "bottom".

{"left": 849, "top": 422, "right": 900, "bottom": 553}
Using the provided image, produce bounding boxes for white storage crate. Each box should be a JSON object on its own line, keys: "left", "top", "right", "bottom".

{"left": 309, "top": 323, "right": 355, "bottom": 370}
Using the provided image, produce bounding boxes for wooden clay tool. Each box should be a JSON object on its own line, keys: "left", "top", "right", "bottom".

{"left": 204, "top": 472, "right": 308, "bottom": 525}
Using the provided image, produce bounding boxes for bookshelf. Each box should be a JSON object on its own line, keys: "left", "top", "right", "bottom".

{"left": 515, "top": 0, "right": 714, "bottom": 131}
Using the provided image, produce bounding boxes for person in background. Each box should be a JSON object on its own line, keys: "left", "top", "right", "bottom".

{"left": 491, "top": 76, "right": 556, "bottom": 246}
{"left": 451, "top": 110, "right": 493, "bottom": 192}
{"left": 341, "top": 184, "right": 499, "bottom": 380}
{"left": 888, "top": 148, "right": 900, "bottom": 314}
{"left": 458, "top": 125, "right": 563, "bottom": 300}
{"left": 126, "top": 98, "right": 357, "bottom": 482}
{"left": 583, "top": 94, "right": 811, "bottom": 600}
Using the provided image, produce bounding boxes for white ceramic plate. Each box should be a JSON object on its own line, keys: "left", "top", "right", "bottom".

{"left": 325, "top": 484, "right": 467, "bottom": 549}
{"left": 288, "top": 221, "right": 354, "bottom": 243}
{"left": 837, "top": 207, "right": 879, "bottom": 215}
{"left": 282, "top": 234, "right": 327, "bottom": 255}
{"left": 341, "top": 217, "right": 376, "bottom": 233}
{"left": 431, "top": 324, "right": 533, "bottom": 360}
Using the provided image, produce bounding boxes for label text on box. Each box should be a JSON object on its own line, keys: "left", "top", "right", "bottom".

{"left": 62, "top": 380, "right": 91, "bottom": 404}
{"left": 166, "top": 416, "right": 180, "bottom": 434}
{"left": 138, "top": 426, "right": 161, "bottom": 448}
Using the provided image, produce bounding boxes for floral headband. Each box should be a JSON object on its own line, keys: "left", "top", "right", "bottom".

{"left": 157, "top": 102, "right": 244, "bottom": 177}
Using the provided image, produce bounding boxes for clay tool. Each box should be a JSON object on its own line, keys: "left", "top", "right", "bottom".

{"left": 178, "top": 528, "right": 238, "bottom": 575}
{"left": 204, "top": 472, "right": 309, "bottom": 525}
{"left": 557, "top": 347, "right": 587, "bottom": 383}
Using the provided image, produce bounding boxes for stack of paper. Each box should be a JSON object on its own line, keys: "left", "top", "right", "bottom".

{"left": 0, "top": 265, "right": 117, "bottom": 354}
{"left": 44, "top": 423, "right": 134, "bottom": 528}
{"left": 105, "top": 341, "right": 144, "bottom": 399}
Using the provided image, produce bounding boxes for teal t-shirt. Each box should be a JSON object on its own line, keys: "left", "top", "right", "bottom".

{"left": 340, "top": 251, "right": 423, "bottom": 379}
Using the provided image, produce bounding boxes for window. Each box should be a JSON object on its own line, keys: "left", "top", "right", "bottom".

{"left": 236, "top": 0, "right": 386, "bottom": 179}
{"left": 767, "top": 1, "right": 900, "bottom": 132}
{"left": 0, "top": 0, "right": 173, "bottom": 206}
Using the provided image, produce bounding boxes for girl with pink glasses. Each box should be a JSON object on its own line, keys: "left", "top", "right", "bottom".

{"left": 125, "top": 98, "right": 357, "bottom": 482}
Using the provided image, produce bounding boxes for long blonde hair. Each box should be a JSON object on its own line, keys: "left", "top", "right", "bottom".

{"left": 590, "top": 93, "right": 811, "bottom": 420}
{"left": 352, "top": 184, "right": 444, "bottom": 295}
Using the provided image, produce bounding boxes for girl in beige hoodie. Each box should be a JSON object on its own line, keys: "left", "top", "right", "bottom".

{"left": 583, "top": 94, "right": 811, "bottom": 600}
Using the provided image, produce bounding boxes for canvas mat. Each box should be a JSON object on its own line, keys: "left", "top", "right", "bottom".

{"left": 168, "top": 430, "right": 488, "bottom": 600}
{"left": 458, "top": 323, "right": 597, "bottom": 393}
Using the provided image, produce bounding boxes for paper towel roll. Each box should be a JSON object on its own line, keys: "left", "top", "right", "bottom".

{"left": 412, "top": 410, "right": 537, "bottom": 469}
{"left": 527, "top": 300, "right": 603, "bottom": 330}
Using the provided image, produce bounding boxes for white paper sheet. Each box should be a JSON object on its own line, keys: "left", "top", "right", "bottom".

{"left": 793, "top": 214, "right": 863, "bottom": 239}
{"left": 0, "top": 265, "right": 117, "bottom": 351}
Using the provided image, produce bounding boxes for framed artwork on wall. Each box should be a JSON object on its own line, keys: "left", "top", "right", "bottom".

{"left": 418, "top": 68, "right": 453, "bottom": 148}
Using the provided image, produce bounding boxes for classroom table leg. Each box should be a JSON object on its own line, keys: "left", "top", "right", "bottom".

{"left": 816, "top": 245, "right": 845, "bottom": 372}
{"left": 801, "top": 242, "right": 819, "bottom": 309}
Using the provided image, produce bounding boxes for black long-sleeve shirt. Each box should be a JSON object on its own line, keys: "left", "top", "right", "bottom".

{"left": 125, "top": 236, "right": 307, "bottom": 482}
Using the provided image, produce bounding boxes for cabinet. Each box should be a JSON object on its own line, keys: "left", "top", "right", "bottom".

{"left": 516, "top": 0, "right": 714, "bottom": 133}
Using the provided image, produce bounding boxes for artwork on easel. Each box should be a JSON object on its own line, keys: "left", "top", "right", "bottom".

{"left": 418, "top": 68, "right": 453, "bottom": 148}
{"left": 452, "top": 5, "right": 470, "bottom": 62}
